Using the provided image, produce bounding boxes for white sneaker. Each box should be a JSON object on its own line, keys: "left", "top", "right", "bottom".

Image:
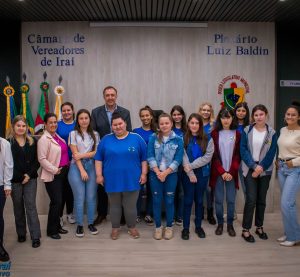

{"left": 67, "top": 214, "right": 76, "bottom": 224}
{"left": 60, "top": 217, "right": 64, "bottom": 228}
{"left": 154, "top": 227, "right": 163, "bottom": 240}
{"left": 277, "top": 235, "right": 287, "bottom": 242}
{"left": 280, "top": 240, "right": 298, "bottom": 247}
{"left": 164, "top": 227, "right": 173, "bottom": 240}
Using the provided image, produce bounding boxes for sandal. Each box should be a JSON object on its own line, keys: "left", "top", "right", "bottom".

{"left": 242, "top": 229, "right": 255, "bottom": 243}
{"left": 128, "top": 228, "right": 140, "bottom": 239}
{"left": 111, "top": 228, "right": 119, "bottom": 240}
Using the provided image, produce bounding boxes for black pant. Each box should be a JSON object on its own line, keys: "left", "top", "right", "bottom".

{"left": 45, "top": 167, "right": 67, "bottom": 235}
{"left": 242, "top": 170, "right": 271, "bottom": 229}
{"left": 0, "top": 186, "right": 6, "bottom": 241}
{"left": 97, "top": 185, "right": 108, "bottom": 217}
{"left": 60, "top": 166, "right": 74, "bottom": 217}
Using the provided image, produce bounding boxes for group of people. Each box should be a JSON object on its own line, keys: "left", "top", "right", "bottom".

{"left": 0, "top": 85, "right": 300, "bottom": 262}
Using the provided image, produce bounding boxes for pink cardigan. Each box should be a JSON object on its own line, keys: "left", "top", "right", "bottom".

{"left": 37, "top": 130, "right": 66, "bottom": 182}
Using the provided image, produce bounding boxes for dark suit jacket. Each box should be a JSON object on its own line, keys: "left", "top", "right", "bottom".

{"left": 91, "top": 105, "right": 132, "bottom": 139}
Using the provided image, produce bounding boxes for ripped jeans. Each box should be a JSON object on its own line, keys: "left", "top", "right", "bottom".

{"left": 149, "top": 171, "right": 177, "bottom": 228}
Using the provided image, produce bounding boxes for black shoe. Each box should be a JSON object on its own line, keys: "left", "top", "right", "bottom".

{"left": 76, "top": 225, "right": 84, "bottom": 237}
{"left": 255, "top": 227, "right": 268, "bottom": 240}
{"left": 227, "top": 224, "right": 236, "bottom": 237}
{"left": 0, "top": 242, "right": 10, "bottom": 262}
{"left": 195, "top": 227, "right": 206, "bottom": 238}
{"left": 181, "top": 229, "right": 190, "bottom": 240}
{"left": 32, "top": 239, "right": 41, "bottom": 248}
{"left": 58, "top": 228, "right": 68, "bottom": 234}
{"left": 48, "top": 234, "right": 61, "bottom": 240}
{"left": 88, "top": 224, "right": 99, "bottom": 235}
{"left": 18, "top": 235, "right": 26, "bottom": 243}
{"left": 93, "top": 215, "right": 106, "bottom": 226}
{"left": 207, "top": 208, "right": 216, "bottom": 225}
{"left": 242, "top": 229, "right": 255, "bottom": 243}
{"left": 215, "top": 224, "right": 223, "bottom": 235}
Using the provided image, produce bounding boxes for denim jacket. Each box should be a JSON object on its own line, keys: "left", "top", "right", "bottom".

{"left": 240, "top": 124, "right": 277, "bottom": 177}
{"left": 147, "top": 131, "right": 183, "bottom": 172}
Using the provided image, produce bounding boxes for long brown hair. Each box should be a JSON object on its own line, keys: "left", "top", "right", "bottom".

{"left": 74, "top": 109, "right": 97, "bottom": 151}
{"left": 170, "top": 105, "right": 187, "bottom": 134}
{"left": 8, "top": 115, "right": 34, "bottom": 145}
{"left": 184, "top": 113, "right": 208, "bottom": 153}
{"left": 157, "top": 113, "right": 173, "bottom": 143}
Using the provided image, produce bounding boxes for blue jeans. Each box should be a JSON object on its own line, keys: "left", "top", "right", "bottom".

{"left": 149, "top": 171, "right": 177, "bottom": 228}
{"left": 174, "top": 166, "right": 184, "bottom": 221}
{"left": 215, "top": 176, "right": 236, "bottom": 225}
{"left": 278, "top": 162, "right": 300, "bottom": 242}
{"left": 0, "top": 186, "right": 6, "bottom": 241}
{"left": 182, "top": 169, "right": 208, "bottom": 230}
{"left": 68, "top": 159, "right": 97, "bottom": 226}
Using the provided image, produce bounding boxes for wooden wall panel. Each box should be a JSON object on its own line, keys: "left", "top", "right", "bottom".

{"left": 20, "top": 21, "right": 275, "bottom": 214}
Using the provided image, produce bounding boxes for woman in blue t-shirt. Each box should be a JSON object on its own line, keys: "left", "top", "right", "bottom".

{"left": 56, "top": 102, "right": 76, "bottom": 226}
{"left": 95, "top": 112, "right": 148, "bottom": 240}
{"left": 147, "top": 113, "right": 184, "bottom": 240}
{"left": 170, "top": 105, "right": 187, "bottom": 226}
{"left": 133, "top": 106, "right": 156, "bottom": 225}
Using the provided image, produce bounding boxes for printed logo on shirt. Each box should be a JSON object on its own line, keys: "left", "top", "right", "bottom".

{"left": 128, "top": 147, "right": 136, "bottom": 152}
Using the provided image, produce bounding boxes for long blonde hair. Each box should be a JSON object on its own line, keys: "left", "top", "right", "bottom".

{"left": 198, "top": 102, "right": 215, "bottom": 126}
{"left": 8, "top": 115, "right": 34, "bottom": 145}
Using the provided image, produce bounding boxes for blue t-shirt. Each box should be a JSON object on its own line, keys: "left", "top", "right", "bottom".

{"left": 133, "top": 127, "right": 154, "bottom": 144}
{"left": 237, "top": 124, "right": 244, "bottom": 134}
{"left": 57, "top": 120, "right": 76, "bottom": 160}
{"left": 173, "top": 127, "right": 184, "bottom": 138}
{"left": 203, "top": 123, "right": 212, "bottom": 140}
{"left": 94, "top": 133, "right": 147, "bottom": 193}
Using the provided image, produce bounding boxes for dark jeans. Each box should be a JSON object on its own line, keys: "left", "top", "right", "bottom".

{"left": 0, "top": 186, "right": 6, "bottom": 241}
{"left": 60, "top": 166, "right": 74, "bottom": 216}
{"left": 242, "top": 170, "right": 271, "bottom": 229}
{"left": 11, "top": 179, "right": 41, "bottom": 240}
{"left": 174, "top": 166, "right": 184, "bottom": 221}
{"left": 45, "top": 167, "right": 68, "bottom": 236}
{"left": 97, "top": 185, "right": 108, "bottom": 217}
{"left": 136, "top": 177, "right": 153, "bottom": 217}
{"left": 182, "top": 169, "right": 208, "bottom": 230}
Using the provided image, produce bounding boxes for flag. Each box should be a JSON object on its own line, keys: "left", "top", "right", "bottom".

{"left": 20, "top": 83, "right": 35, "bottom": 134}
{"left": 54, "top": 76, "right": 65, "bottom": 120}
{"left": 3, "top": 84, "right": 17, "bottom": 138}
{"left": 34, "top": 81, "right": 50, "bottom": 134}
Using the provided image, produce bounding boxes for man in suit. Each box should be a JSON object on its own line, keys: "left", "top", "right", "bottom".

{"left": 91, "top": 86, "right": 132, "bottom": 225}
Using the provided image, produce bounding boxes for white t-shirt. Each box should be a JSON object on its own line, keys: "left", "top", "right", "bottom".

{"left": 69, "top": 130, "right": 100, "bottom": 159}
{"left": 252, "top": 128, "right": 266, "bottom": 162}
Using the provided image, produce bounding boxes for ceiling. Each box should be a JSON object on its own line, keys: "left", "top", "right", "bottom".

{"left": 1, "top": 0, "right": 300, "bottom": 23}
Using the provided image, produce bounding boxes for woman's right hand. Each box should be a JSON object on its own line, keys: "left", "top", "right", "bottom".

{"left": 96, "top": 175, "right": 104, "bottom": 186}
{"left": 55, "top": 167, "right": 62, "bottom": 175}
{"left": 189, "top": 175, "right": 197, "bottom": 183}
{"left": 80, "top": 169, "right": 89, "bottom": 181}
